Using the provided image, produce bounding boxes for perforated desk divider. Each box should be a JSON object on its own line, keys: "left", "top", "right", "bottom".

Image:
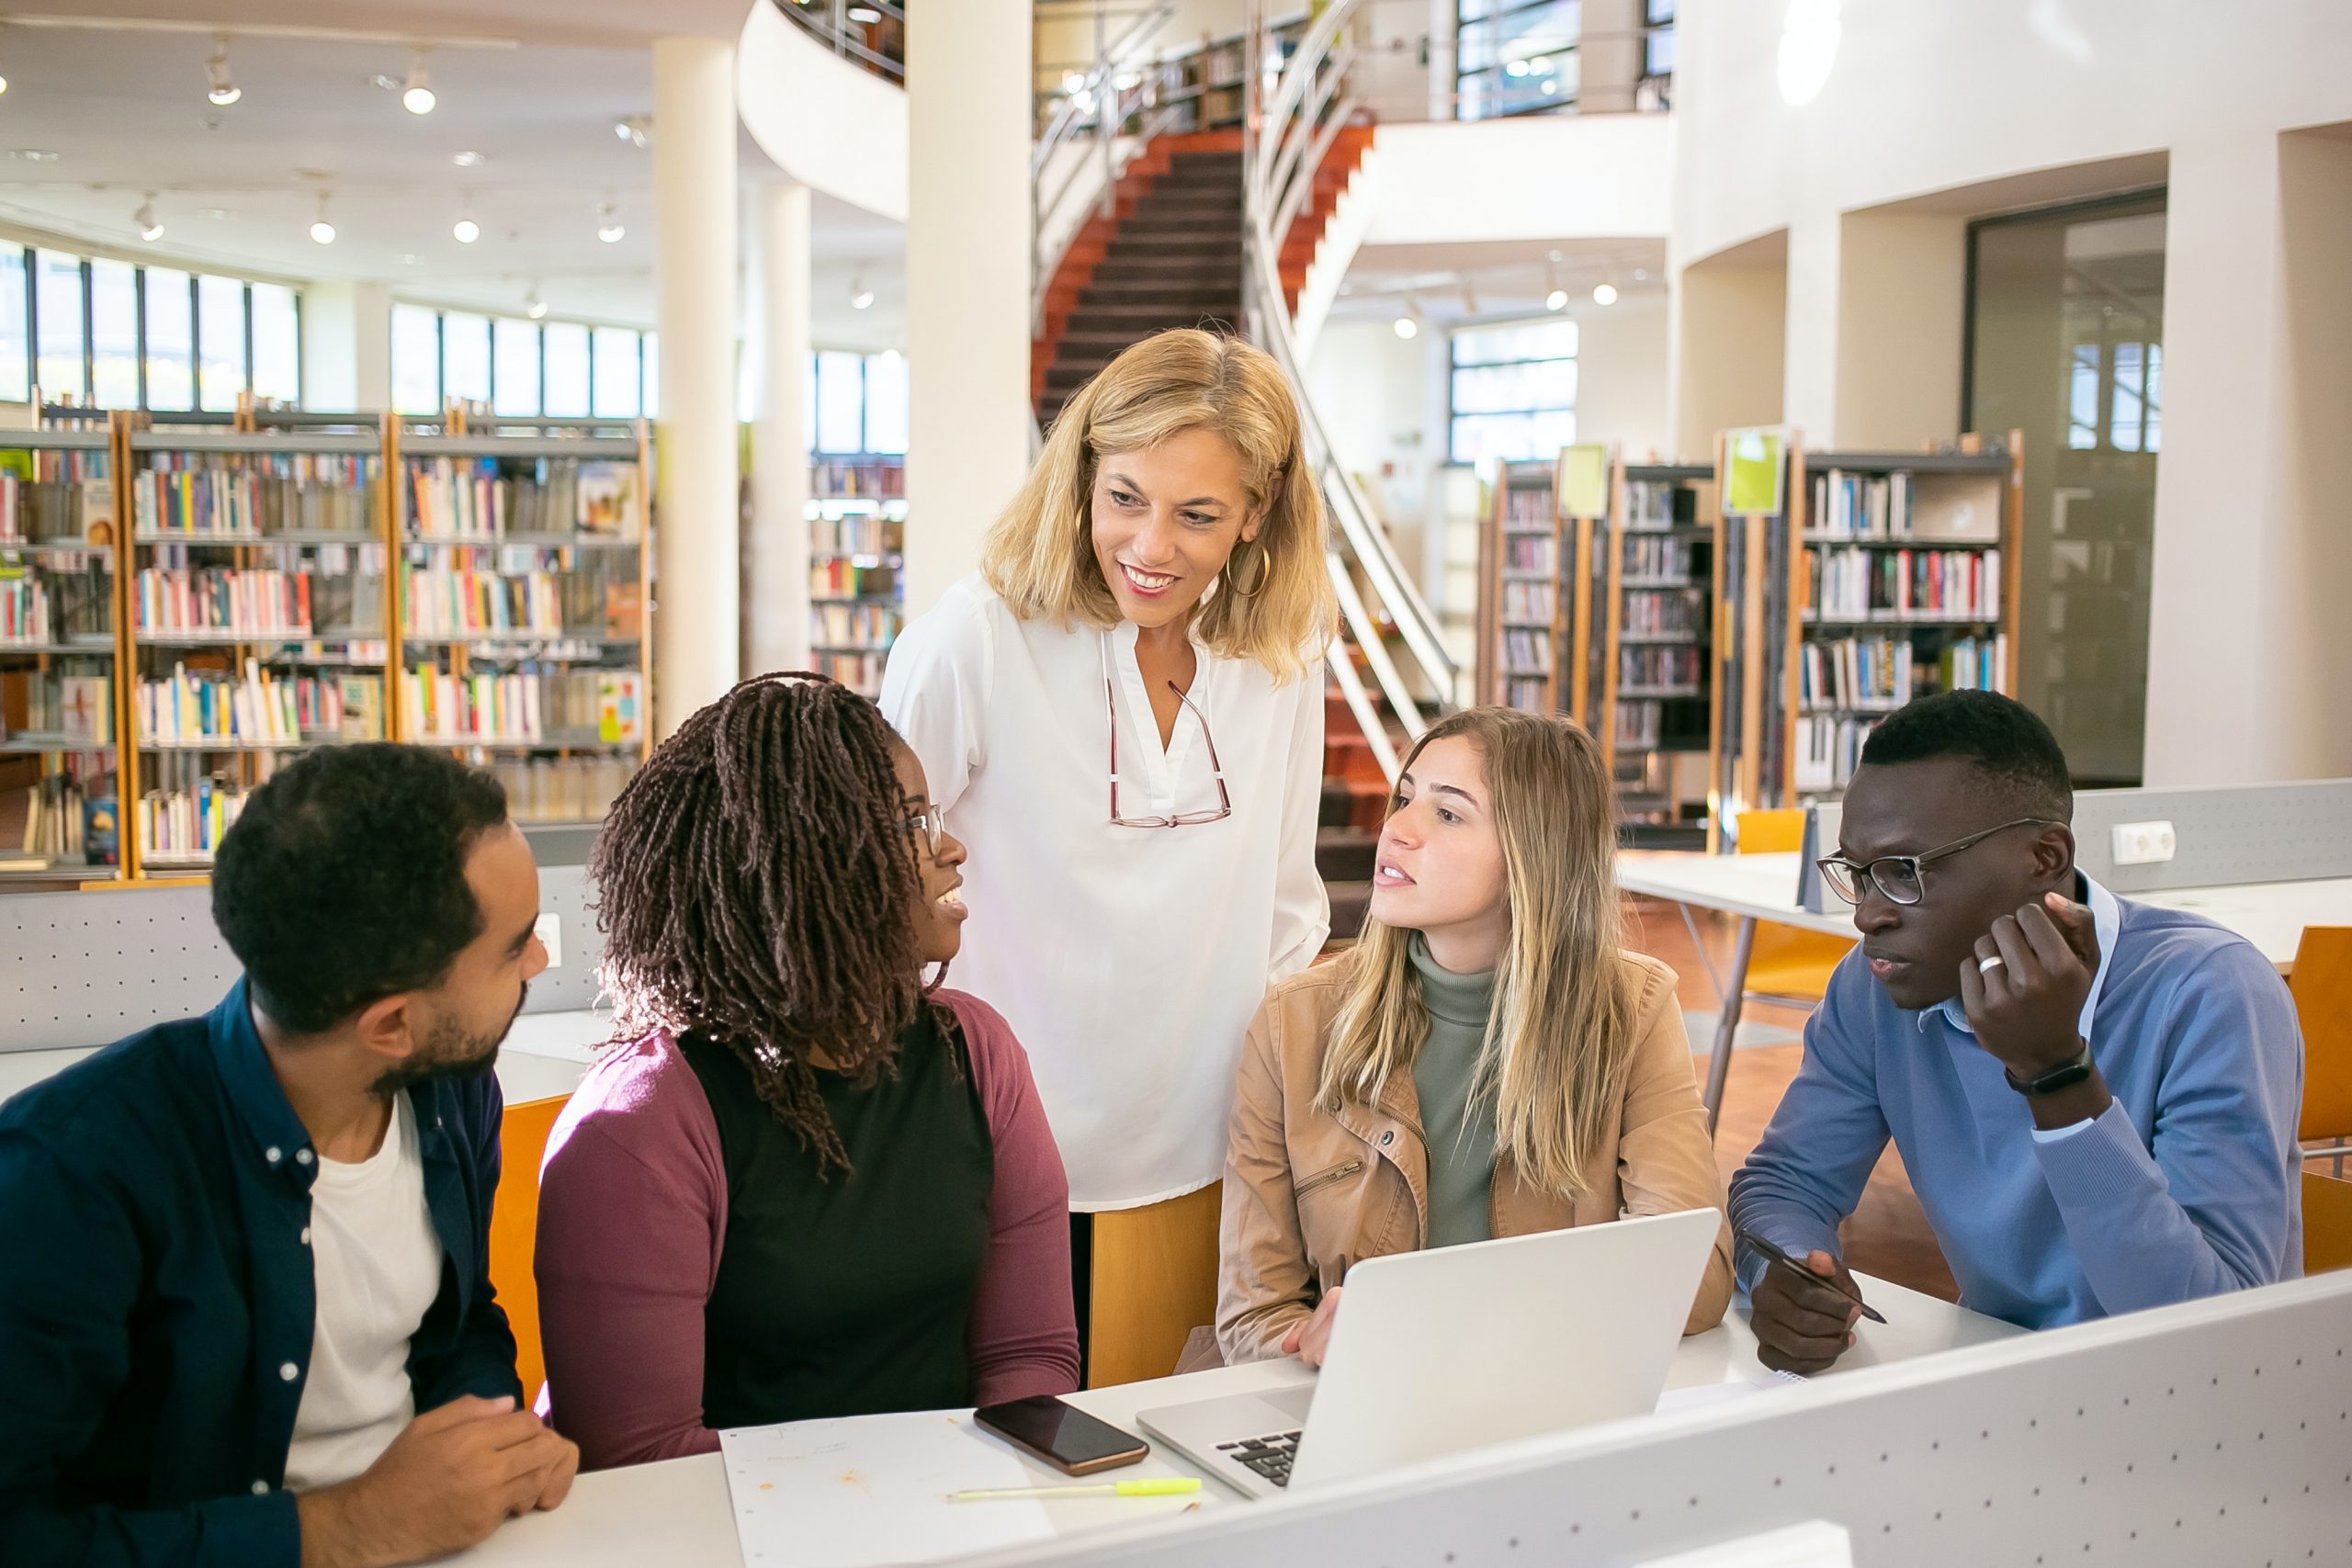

{"left": 974, "top": 1270, "right": 2352, "bottom": 1568}
{"left": 2071, "top": 779, "right": 2352, "bottom": 894}
{"left": 0, "top": 863, "right": 605, "bottom": 1053}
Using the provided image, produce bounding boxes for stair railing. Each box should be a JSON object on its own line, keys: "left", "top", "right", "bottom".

{"left": 1240, "top": 0, "right": 1457, "bottom": 778}
{"left": 1032, "top": 4, "right": 1182, "bottom": 338}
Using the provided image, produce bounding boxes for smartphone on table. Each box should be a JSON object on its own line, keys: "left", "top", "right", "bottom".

{"left": 974, "top": 1395, "right": 1150, "bottom": 1475}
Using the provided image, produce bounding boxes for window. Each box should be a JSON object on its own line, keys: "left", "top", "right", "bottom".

{"left": 197, "top": 275, "right": 247, "bottom": 412}
{"left": 0, "top": 245, "right": 25, "bottom": 401}
{"left": 814, "top": 351, "right": 869, "bottom": 453}
{"left": 865, "top": 350, "right": 909, "bottom": 455}
{"left": 541, "top": 322, "right": 591, "bottom": 417}
{"left": 1641, "top": 0, "right": 1676, "bottom": 103}
{"left": 89, "top": 259, "right": 140, "bottom": 409}
{"left": 592, "top": 326, "right": 640, "bottom": 418}
{"left": 443, "top": 312, "right": 492, "bottom": 405}
{"left": 35, "top": 252, "right": 87, "bottom": 402}
{"left": 1457, "top": 0, "right": 1579, "bottom": 120}
{"left": 144, "top": 269, "right": 194, "bottom": 412}
{"left": 641, "top": 331, "right": 660, "bottom": 418}
{"left": 390, "top": 303, "right": 442, "bottom": 415}
{"left": 492, "top": 318, "right": 541, "bottom": 416}
{"left": 251, "top": 284, "right": 300, "bottom": 404}
{"left": 1449, "top": 319, "right": 1577, "bottom": 463}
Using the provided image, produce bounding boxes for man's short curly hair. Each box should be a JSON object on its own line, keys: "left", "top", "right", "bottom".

{"left": 212, "top": 744, "right": 511, "bottom": 1033}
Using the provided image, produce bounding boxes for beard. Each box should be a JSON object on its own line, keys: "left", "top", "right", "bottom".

{"left": 372, "top": 980, "right": 529, "bottom": 1098}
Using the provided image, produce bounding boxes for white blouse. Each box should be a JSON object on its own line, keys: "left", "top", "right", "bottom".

{"left": 881, "top": 574, "right": 1329, "bottom": 1210}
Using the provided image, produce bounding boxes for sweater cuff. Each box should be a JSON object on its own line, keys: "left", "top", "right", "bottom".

{"left": 2030, "top": 1100, "right": 2159, "bottom": 1211}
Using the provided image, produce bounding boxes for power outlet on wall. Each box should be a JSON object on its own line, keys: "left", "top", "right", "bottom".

{"left": 2110, "top": 820, "right": 2177, "bottom": 866}
{"left": 535, "top": 912, "right": 563, "bottom": 969}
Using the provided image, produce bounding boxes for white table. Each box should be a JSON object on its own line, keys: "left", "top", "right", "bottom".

{"left": 1615, "top": 849, "right": 2347, "bottom": 1127}
{"left": 448, "top": 1273, "right": 2021, "bottom": 1567}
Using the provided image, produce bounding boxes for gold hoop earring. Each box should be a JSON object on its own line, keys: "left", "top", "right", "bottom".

{"left": 1226, "top": 539, "right": 1271, "bottom": 598}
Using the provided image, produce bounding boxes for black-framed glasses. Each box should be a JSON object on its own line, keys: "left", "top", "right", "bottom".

{"left": 900, "top": 802, "right": 948, "bottom": 861}
{"left": 1815, "top": 818, "right": 2059, "bottom": 907}
{"left": 1106, "top": 678, "right": 1233, "bottom": 829}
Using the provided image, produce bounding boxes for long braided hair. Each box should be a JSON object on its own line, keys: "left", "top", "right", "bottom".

{"left": 591, "top": 673, "right": 951, "bottom": 1178}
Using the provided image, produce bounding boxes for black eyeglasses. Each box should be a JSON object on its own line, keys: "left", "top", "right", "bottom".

{"left": 1815, "top": 818, "right": 2059, "bottom": 907}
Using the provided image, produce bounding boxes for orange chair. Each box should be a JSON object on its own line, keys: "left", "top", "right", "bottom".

{"left": 489, "top": 1094, "right": 571, "bottom": 1405}
{"left": 1735, "top": 808, "right": 1855, "bottom": 1006}
{"left": 2291, "top": 927, "right": 2352, "bottom": 1174}
{"left": 2303, "top": 1169, "right": 2352, "bottom": 1275}
{"left": 1085, "top": 1182, "right": 1224, "bottom": 1389}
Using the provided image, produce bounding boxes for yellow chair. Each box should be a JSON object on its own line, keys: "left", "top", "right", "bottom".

{"left": 1085, "top": 1182, "right": 1223, "bottom": 1388}
{"left": 1735, "top": 809, "right": 1855, "bottom": 1005}
{"left": 490, "top": 1094, "right": 571, "bottom": 1405}
{"left": 2303, "top": 1169, "right": 2352, "bottom": 1275}
{"left": 2291, "top": 927, "right": 2352, "bottom": 1176}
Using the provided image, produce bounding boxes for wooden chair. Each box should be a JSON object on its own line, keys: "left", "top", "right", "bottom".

{"left": 489, "top": 1094, "right": 571, "bottom": 1405}
{"left": 2303, "top": 1168, "right": 2352, "bottom": 1276}
{"left": 1734, "top": 808, "right": 1855, "bottom": 1006}
{"left": 1085, "top": 1182, "right": 1223, "bottom": 1388}
{"left": 2290, "top": 926, "right": 2352, "bottom": 1176}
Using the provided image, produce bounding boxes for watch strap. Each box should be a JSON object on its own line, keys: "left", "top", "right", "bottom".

{"left": 2005, "top": 1041, "right": 2096, "bottom": 1097}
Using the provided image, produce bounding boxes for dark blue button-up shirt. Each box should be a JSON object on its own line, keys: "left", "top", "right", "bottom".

{"left": 0, "top": 979, "right": 523, "bottom": 1567}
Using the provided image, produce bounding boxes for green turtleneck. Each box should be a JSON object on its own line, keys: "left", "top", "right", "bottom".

{"left": 1408, "top": 934, "right": 1499, "bottom": 1248}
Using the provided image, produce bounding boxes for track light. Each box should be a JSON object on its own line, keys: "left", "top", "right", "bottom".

{"left": 526, "top": 287, "right": 548, "bottom": 321}
{"left": 1393, "top": 299, "right": 1420, "bottom": 340}
{"left": 614, "top": 116, "right": 650, "bottom": 150}
{"left": 1546, "top": 288, "right": 1568, "bottom": 312}
{"left": 1592, "top": 282, "right": 1619, "bottom": 306}
{"left": 850, "top": 271, "right": 875, "bottom": 311}
{"left": 595, "top": 202, "right": 625, "bottom": 243}
{"left": 310, "top": 192, "right": 336, "bottom": 245}
{"left": 453, "top": 216, "right": 479, "bottom": 244}
{"left": 401, "top": 50, "right": 435, "bottom": 115}
{"left": 136, "top": 196, "right": 164, "bottom": 243}
{"left": 206, "top": 34, "right": 241, "bottom": 106}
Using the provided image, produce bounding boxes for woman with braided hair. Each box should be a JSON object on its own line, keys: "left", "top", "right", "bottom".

{"left": 531, "top": 674, "right": 1079, "bottom": 1472}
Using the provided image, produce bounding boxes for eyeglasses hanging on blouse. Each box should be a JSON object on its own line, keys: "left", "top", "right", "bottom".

{"left": 1102, "top": 634, "right": 1233, "bottom": 829}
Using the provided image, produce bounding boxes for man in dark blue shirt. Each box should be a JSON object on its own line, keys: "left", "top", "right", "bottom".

{"left": 0, "top": 745, "right": 579, "bottom": 1567}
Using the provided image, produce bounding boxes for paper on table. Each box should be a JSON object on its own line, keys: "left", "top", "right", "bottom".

{"left": 1654, "top": 1371, "right": 1807, "bottom": 1416}
{"left": 718, "top": 1409, "right": 1052, "bottom": 1568}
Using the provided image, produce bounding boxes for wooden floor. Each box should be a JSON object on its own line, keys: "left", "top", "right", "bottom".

{"left": 1626, "top": 896, "right": 1961, "bottom": 1303}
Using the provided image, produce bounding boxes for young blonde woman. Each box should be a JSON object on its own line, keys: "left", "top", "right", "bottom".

{"left": 881, "top": 329, "right": 1335, "bottom": 1359}
{"left": 1219, "top": 707, "right": 1733, "bottom": 1367}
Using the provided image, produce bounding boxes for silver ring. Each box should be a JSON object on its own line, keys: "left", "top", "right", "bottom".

{"left": 1977, "top": 954, "right": 2006, "bottom": 974}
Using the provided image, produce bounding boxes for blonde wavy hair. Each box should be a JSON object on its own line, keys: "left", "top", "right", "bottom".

{"left": 1316, "top": 707, "right": 1635, "bottom": 1199}
{"left": 980, "top": 329, "right": 1334, "bottom": 680}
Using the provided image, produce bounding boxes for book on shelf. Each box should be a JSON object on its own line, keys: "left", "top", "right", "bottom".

{"left": 401, "top": 568, "right": 563, "bottom": 637}
{"left": 1621, "top": 588, "right": 1702, "bottom": 637}
{"left": 492, "top": 754, "right": 637, "bottom": 823}
{"left": 1499, "top": 628, "right": 1553, "bottom": 675}
{"left": 811, "top": 604, "right": 900, "bottom": 649}
{"left": 1809, "top": 468, "right": 1912, "bottom": 539}
{"left": 137, "top": 774, "right": 252, "bottom": 865}
{"left": 133, "top": 454, "right": 377, "bottom": 538}
{"left": 1502, "top": 535, "right": 1555, "bottom": 575}
{"left": 809, "top": 558, "right": 899, "bottom": 597}
{"left": 407, "top": 456, "right": 643, "bottom": 540}
{"left": 1500, "top": 581, "right": 1555, "bottom": 623}
{"left": 0, "top": 671, "right": 113, "bottom": 745}
{"left": 0, "top": 450, "right": 114, "bottom": 547}
{"left": 575, "top": 463, "right": 640, "bottom": 538}
{"left": 1504, "top": 678, "right": 1548, "bottom": 711}
{"left": 810, "top": 458, "right": 906, "bottom": 500}
{"left": 138, "top": 660, "right": 312, "bottom": 748}
{"left": 1805, "top": 547, "right": 2001, "bottom": 622}
{"left": 811, "top": 514, "right": 904, "bottom": 557}
{"left": 22, "top": 773, "right": 114, "bottom": 863}
{"left": 812, "top": 649, "right": 887, "bottom": 695}
{"left": 5, "top": 564, "right": 115, "bottom": 644}
{"left": 1503, "top": 486, "right": 1555, "bottom": 530}
{"left": 1615, "top": 701, "right": 1664, "bottom": 751}
{"left": 1620, "top": 644, "right": 1702, "bottom": 690}
{"left": 135, "top": 567, "right": 312, "bottom": 637}
{"left": 1623, "top": 535, "right": 1697, "bottom": 580}
{"left": 1794, "top": 715, "right": 1876, "bottom": 795}
{"left": 401, "top": 666, "right": 643, "bottom": 746}
{"left": 1625, "top": 479, "right": 1700, "bottom": 531}
{"left": 1798, "top": 632, "right": 2009, "bottom": 714}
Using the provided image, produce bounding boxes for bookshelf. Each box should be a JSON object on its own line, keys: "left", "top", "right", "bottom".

{"left": 1476, "top": 458, "right": 1562, "bottom": 712}
{"left": 395, "top": 427, "right": 653, "bottom": 829}
{"left": 1706, "top": 429, "right": 2023, "bottom": 833}
{"left": 1599, "top": 458, "right": 1717, "bottom": 841}
{"left": 0, "top": 428, "right": 121, "bottom": 884}
{"left": 808, "top": 454, "right": 905, "bottom": 698}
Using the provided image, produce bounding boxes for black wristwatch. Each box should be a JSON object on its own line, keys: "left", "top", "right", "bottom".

{"left": 2005, "top": 1042, "right": 2096, "bottom": 1097}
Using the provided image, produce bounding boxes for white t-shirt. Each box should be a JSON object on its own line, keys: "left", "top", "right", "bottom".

{"left": 283, "top": 1095, "right": 445, "bottom": 1492}
{"left": 881, "top": 575, "right": 1329, "bottom": 1210}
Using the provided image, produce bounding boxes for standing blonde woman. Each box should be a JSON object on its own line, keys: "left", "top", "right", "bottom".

{"left": 881, "top": 330, "right": 1336, "bottom": 1364}
{"left": 1219, "top": 707, "right": 1732, "bottom": 1367}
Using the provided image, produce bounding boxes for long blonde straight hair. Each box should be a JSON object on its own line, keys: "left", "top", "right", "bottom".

{"left": 1317, "top": 707, "right": 1634, "bottom": 1199}
{"left": 979, "top": 329, "right": 1334, "bottom": 680}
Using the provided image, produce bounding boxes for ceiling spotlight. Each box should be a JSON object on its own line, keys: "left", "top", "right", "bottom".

{"left": 401, "top": 50, "right": 435, "bottom": 114}
{"left": 1592, "top": 281, "right": 1619, "bottom": 306}
{"left": 206, "top": 34, "right": 241, "bottom": 106}
{"left": 8, "top": 149, "right": 59, "bottom": 163}
{"left": 1544, "top": 260, "right": 1566, "bottom": 312}
{"left": 453, "top": 216, "right": 480, "bottom": 244}
{"left": 1546, "top": 288, "right": 1568, "bottom": 312}
{"left": 1634, "top": 268, "right": 1648, "bottom": 281}
{"left": 595, "top": 202, "right": 625, "bottom": 243}
{"left": 615, "top": 116, "right": 650, "bottom": 149}
{"left": 453, "top": 150, "right": 486, "bottom": 168}
{"left": 526, "top": 288, "right": 548, "bottom": 321}
{"left": 310, "top": 193, "right": 335, "bottom": 245}
{"left": 135, "top": 196, "right": 164, "bottom": 243}
{"left": 850, "top": 272, "right": 875, "bottom": 310}
{"left": 1393, "top": 299, "right": 1420, "bottom": 341}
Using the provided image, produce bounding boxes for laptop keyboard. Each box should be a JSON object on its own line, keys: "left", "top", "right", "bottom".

{"left": 1216, "top": 1429, "right": 1303, "bottom": 1488}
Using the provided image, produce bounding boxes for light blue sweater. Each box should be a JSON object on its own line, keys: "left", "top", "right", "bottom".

{"left": 1728, "top": 879, "right": 2304, "bottom": 1329}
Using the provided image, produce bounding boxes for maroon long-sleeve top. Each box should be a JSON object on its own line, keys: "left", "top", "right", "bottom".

{"left": 532, "top": 990, "right": 1080, "bottom": 1471}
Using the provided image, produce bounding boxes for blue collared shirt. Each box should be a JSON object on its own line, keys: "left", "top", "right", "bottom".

{"left": 1730, "top": 876, "right": 2304, "bottom": 1329}
{"left": 0, "top": 980, "right": 522, "bottom": 1568}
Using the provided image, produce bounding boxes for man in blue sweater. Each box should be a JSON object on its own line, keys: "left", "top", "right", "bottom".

{"left": 0, "top": 745, "right": 575, "bottom": 1567}
{"left": 1730, "top": 691, "right": 2302, "bottom": 1373}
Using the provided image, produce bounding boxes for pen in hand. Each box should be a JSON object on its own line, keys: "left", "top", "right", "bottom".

{"left": 1736, "top": 1229, "right": 1888, "bottom": 1325}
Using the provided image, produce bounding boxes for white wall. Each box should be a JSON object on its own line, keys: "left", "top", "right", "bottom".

{"left": 738, "top": 3, "right": 909, "bottom": 222}
{"left": 1669, "top": 0, "right": 2352, "bottom": 784}
{"left": 1573, "top": 293, "right": 1670, "bottom": 457}
{"left": 1305, "top": 318, "right": 1436, "bottom": 535}
{"left": 1363, "top": 113, "right": 1674, "bottom": 246}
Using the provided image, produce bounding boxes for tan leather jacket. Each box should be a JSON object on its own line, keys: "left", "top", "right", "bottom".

{"left": 1217, "top": 949, "right": 1736, "bottom": 1364}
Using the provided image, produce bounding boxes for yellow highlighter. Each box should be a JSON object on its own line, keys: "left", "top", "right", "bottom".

{"left": 948, "top": 1477, "right": 1203, "bottom": 1503}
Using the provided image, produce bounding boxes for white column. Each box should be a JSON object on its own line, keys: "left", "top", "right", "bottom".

{"left": 904, "top": 0, "right": 1032, "bottom": 617}
{"left": 750, "top": 180, "right": 813, "bottom": 676}
{"left": 299, "top": 281, "right": 390, "bottom": 412}
{"left": 652, "top": 36, "right": 741, "bottom": 738}
{"left": 1779, "top": 209, "right": 1840, "bottom": 444}
{"left": 350, "top": 284, "right": 392, "bottom": 412}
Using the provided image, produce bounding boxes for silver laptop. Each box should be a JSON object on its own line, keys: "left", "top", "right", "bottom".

{"left": 1136, "top": 1207, "right": 1720, "bottom": 1498}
